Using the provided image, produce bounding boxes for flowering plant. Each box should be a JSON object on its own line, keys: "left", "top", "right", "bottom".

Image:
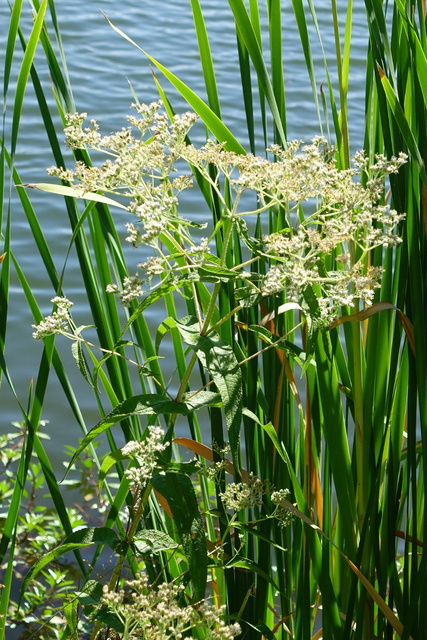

{"left": 40, "top": 101, "right": 406, "bottom": 335}
{"left": 28, "top": 102, "right": 407, "bottom": 637}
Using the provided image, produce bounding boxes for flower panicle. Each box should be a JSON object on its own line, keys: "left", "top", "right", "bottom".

{"left": 32, "top": 297, "right": 73, "bottom": 340}
{"left": 42, "top": 102, "right": 408, "bottom": 327}
{"left": 101, "top": 575, "right": 241, "bottom": 640}
{"left": 122, "top": 426, "right": 167, "bottom": 490}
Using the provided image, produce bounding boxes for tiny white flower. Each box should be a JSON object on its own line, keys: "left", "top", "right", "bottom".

{"left": 122, "top": 427, "right": 167, "bottom": 489}
{"left": 32, "top": 297, "right": 73, "bottom": 340}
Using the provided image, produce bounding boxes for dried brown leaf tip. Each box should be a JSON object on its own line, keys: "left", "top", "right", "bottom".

{"left": 376, "top": 62, "right": 386, "bottom": 79}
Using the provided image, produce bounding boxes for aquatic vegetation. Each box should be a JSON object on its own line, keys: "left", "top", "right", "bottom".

{"left": 1, "top": 1, "right": 426, "bottom": 639}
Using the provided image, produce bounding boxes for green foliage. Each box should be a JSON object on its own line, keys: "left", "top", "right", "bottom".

{"left": 0, "top": 429, "right": 94, "bottom": 639}
{"left": 150, "top": 472, "right": 208, "bottom": 601}
{"left": 1, "top": 1, "right": 427, "bottom": 639}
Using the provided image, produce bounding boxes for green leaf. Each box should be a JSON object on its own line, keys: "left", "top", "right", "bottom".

{"left": 234, "top": 286, "right": 261, "bottom": 307}
{"left": 259, "top": 301, "right": 302, "bottom": 326}
{"left": 197, "top": 264, "right": 242, "bottom": 282}
{"left": 71, "top": 340, "right": 93, "bottom": 388}
{"left": 290, "top": 0, "right": 322, "bottom": 131}
{"left": 225, "top": 554, "right": 280, "bottom": 592}
{"left": 21, "top": 183, "right": 128, "bottom": 209}
{"left": 64, "top": 391, "right": 222, "bottom": 475}
{"left": 190, "top": 0, "right": 221, "bottom": 117}
{"left": 132, "top": 529, "right": 179, "bottom": 555}
{"left": 247, "top": 324, "right": 275, "bottom": 343}
{"left": 251, "top": 622, "right": 277, "bottom": 640}
{"left": 162, "top": 459, "right": 201, "bottom": 474}
{"left": 228, "top": 0, "right": 286, "bottom": 146}
{"left": 62, "top": 598, "right": 79, "bottom": 640}
{"left": 93, "top": 608, "right": 124, "bottom": 633}
{"left": 98, "top": 449, "right": 127, "bottom": 489}
{"left": 378, "top": 67, "right": 427, "bottom": 185}
{"left": 176, "top": 317, "right": 243, "bottom": 472}
{"left": 76, "top": 579, "right": 103, "bottom": 606}
{"left": 11, "top": 0, "right": 49, "bottom": 158}
{"left": 104, "top": 15, "right": 245, "bottom": 154}
{"left": 261, "top": 422, "right": 287, "bottom": 464}
{"left": 232, "top": 520, "right": 287, "bottom": 552}
{"left": 151, "top": 472, "right": 207, "bottom": 601}
{"left": 155, "top": 316, "right": 177, "bottom": 354}
{"left": 120, "top": 281, "right": 178, "bottom": 337}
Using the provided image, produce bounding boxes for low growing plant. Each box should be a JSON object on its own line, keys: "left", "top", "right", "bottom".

{"left": 0, "top": 426, "right": 94, "bottom": 638}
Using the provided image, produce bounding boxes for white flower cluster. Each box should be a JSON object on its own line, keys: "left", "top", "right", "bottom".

{"left": 101, "top": 575, "right": 241, "bottom": 640}
{"left": 122, "top": 426, "right": 167, "bottom": 490}
{"left": 271, "top": 488, "right": 291, "bottom": 504}
{"left": 138, "top": 256, "right": 166, "bottom": 277}
{"left": 182, "top": 137, "right": 406, "bottom": 324}
{"left": 106, "top": 273, "right": 145, "bottom": 307}
{"left": 188, "top": 237, "right": 211, "bottom": 263}
{"left": 32, "top": 297, "right": 73, "bottom": 340}
{"left": 271, "top": 488, "right": 293, "bottom": 528}
{"left": 198, "top": 441, "right": 231, "bottom": 482}
{"left": 220, "top": 472, "right": 268, "bottom": 512}
{"left": 49, "top": 101, "right": 195, "bottom": 195}
{"left": 62, "top": 112, "right": 101, "bottom": 148}
{"left": 219, "top": 474, "right": 293, "bottom": 527}
{"left": 48, "top": 103, "right": 205, "bottom": 304}
{"left": 48, "top": 103, "right": 407, "bottom": 323}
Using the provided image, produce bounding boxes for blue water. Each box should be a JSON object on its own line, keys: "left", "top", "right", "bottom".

{"left": 1, "top": 0, "right": 368, "bottom": 462}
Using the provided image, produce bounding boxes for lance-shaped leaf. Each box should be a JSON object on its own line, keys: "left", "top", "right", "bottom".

{"left": 376, "top": 64, "right": 427, "bottom": 185}
{"left": 328, "top": 301, "right": 415, "bottom": 353}
{"left": 196, "top": 264, "right": 243, "bottom": 282}
{"left": 120, "top": 280, "right": 190, "bottom": 337}
{"left": 176, "top": 316, "right": 243, "bottom": 472}
{"left": 225, "top": 555, "right": 280, "bottom": 592}
{"left": 64, "top": 391, "right": 221, "bottom": 476}
{"left": 151, "top": 472, "right": 207, "bottom": 601}
{"left": 104, "top": 15, "right": 246, "bottom": 154}
{"left": 71, "top": 335, "right": 93, "bottom": 388}
{"left": 20, "top": 183, "right": 128, "bottom": 209}
{"left": 132, "top": 529, "right": 179, "bottom": 555}
{"left": 76, "top": 581, "right": 125, "bottom": 633}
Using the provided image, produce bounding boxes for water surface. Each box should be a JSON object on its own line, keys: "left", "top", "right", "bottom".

{"left": 1, "top": 0, "right": 368, "bottom": 464}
